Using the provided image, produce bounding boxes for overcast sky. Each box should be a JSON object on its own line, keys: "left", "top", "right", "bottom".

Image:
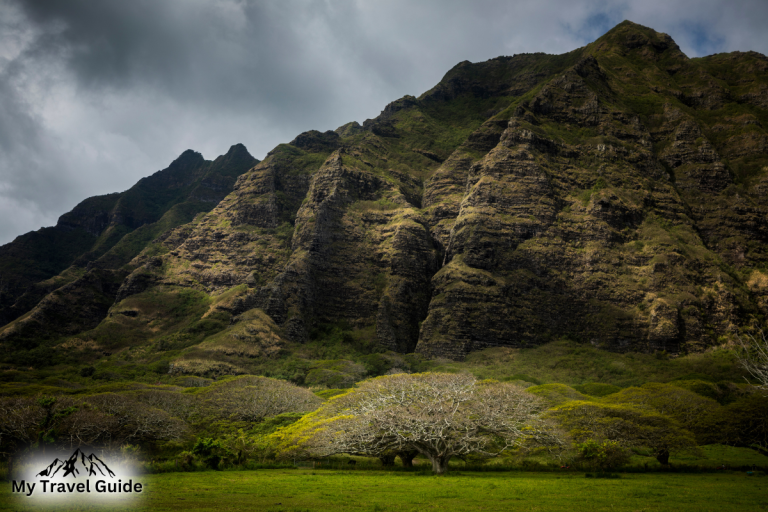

{"left": 1, "top": 0, "right": 766, "bottom": 245}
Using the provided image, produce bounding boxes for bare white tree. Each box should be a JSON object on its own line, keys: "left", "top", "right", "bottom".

{"left": 306, "top": 373, "right": 561, "bottom": 474}
{"left": 735, "top": 332, "right": 768, "bottom": 392}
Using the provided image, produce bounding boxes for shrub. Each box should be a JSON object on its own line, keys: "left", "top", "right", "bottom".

{"left": 152, "top": 360, "right": 170, "bottom": 375}
{"left": 573, "top": 383, "right": 621, "bottom": 397}
{"left": 576, "top": 440, "right": 631, "bottom": 471}
{"left": 192, "top": 437, "right": 227, "bottom": 470}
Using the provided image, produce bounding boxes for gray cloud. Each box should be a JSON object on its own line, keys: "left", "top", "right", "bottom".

{"left": 1, "top": 0, "right": 767, "bottom": 245}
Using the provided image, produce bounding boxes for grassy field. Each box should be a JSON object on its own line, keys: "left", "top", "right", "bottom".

{"left": 2, "top": 469, "right": 767, "bottom": 512}
{"left": 431, "top": 341, "right": 745, "bottom": 388}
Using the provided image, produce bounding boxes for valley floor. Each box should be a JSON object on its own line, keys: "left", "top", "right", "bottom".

{"left": 2, "top": 469, "right": 766, "bottom": 512}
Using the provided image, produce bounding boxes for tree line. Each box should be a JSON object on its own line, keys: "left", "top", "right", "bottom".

{"left": 1, "top": 369, "right": 766, "bottom": 477}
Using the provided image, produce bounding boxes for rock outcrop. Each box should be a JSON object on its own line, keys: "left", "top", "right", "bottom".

{"left": 3, "top": 21, "right": 768, "bottom": 366}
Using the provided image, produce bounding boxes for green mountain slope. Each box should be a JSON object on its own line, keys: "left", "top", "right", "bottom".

{"left": 2, "top": 21, "right": 768, "bottom": 378}
{"left": 0, "top": 144, "right": 258, "bottom": 353}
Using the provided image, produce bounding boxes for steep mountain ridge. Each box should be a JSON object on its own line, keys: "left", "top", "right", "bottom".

{"left": 0, "top": 144, "right": 258, "bottom": 353}
{"left": 2, "top": 21, "right": 767, "bottom": 374}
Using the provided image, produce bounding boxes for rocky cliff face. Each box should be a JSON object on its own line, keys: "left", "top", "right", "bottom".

{"left": 2, "top": 21, "right": 768, "bottom": 368}
{"left": 0, "top": 144, "right": 258, "bottom": 346}
{"left": 417, "top": 24, "right": 768, "bottom": 358}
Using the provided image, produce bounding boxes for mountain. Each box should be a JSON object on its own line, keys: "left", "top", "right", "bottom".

{"left": 2, "top": 21, "right": 768, "bottom": 377}
{"left": 0, "top": 144, "right": 258, "bottom": 354}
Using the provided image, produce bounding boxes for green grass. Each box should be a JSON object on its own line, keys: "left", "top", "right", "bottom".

{"left": 669, "top": 445, "right": 768, "bottom": 469}
{"left": 432, "top": 339, "right": 744, "bottom": 387}
{"left": 2, "top": 470, "right": 766, "bottom": 511}
{"left": 93, "top": 200, "right": 214, "bottom": 269}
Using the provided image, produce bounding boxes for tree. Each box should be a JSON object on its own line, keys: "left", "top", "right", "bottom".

{"left": 600, "top": 383, "right": 721, "bottom": 445}
{"left": 0, "top": 392, "right": 187, "bottom": 480}
{"left": 274, "top": 373, "right": 561, "bottom": 474}
{"left": 200, "top": 376, "right": 322, "bottom": 424}
{"left": 133, "top": 390, "right": 197, "bottom": 423}
{"left": 0, "top": 397, "right": 45, "bottom": 480}
{"left": 550, "top": 401, "right": 698, "bottom": 466}
{"left": 716, "top": 393, "right": 768, "bottom": 456}
{"left": 735, "top": 332, "right": 768, "bottom": 392}
{"left": 81, "top": 393, "right": 187, "bottom": 447}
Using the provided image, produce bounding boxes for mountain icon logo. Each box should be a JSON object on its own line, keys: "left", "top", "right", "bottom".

{"left": 36, "top": 449, "right": 116, "bottom": 479}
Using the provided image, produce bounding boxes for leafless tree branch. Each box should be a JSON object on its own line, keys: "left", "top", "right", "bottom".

{"left": 735, "top": 331, "right": 768, "bottom": 392}
{"left": 304, "top": 373, "right": 563, "bottom": 474}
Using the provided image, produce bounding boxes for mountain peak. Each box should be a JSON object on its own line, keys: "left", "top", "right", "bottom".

{"left": 225, "top": 143, "right": 251, "bottom": 157}
{"left": 211, "top": 143, "right": 258, "bottom": 172}
{"left": 592, "top": 20, "right": 685, "bottom": 60}
{"left": 169, "top": 149, "right": 205, "bottom": 169}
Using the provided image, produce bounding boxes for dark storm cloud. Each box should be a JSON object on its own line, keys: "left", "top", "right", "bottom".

{"left": 16, "top": 1, "right": 358, "bottom": 124}
{"left": 0, "top": 1, "right": 82, "bottom": 240}
{"left": 1, "top": 0, "right": 767, "bottom": 245}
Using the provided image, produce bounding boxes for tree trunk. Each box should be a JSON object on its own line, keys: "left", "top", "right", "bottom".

{"left": 656, "top": 449, "right": 670, "bottom": 466}
{"left": 429, "top": 454, "right": 450, "bottom": 475}
{"left": 379, "top": 454, "right": 396, "bottom": 467}
{"left": 7, "top": 455, "right": 13, "bottom": 482}
{"left": 397, "top": 450, "right": 417, "bottom": 468}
